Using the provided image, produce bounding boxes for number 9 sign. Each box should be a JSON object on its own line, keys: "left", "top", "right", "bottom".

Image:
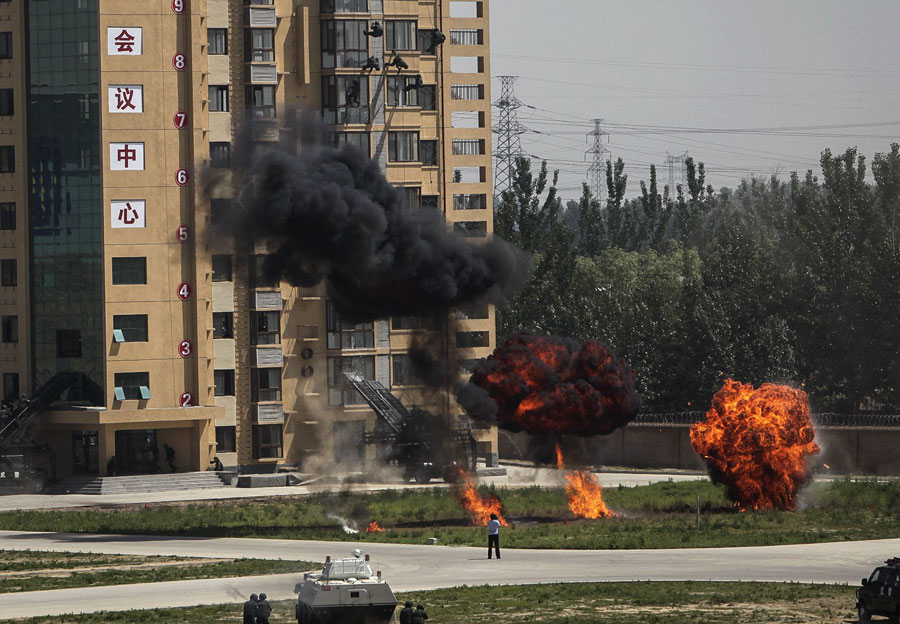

{"left": 180, "top": 391, "right": 194, "bottom": 407}
{"left": 171, "top": 0, "right": 185, "bottom": 14}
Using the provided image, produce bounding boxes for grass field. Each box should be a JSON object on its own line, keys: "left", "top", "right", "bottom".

{"left": 1, "top": 479, "right": 899, "bottom": 549}
{"left": 8, "top": 581, "right": 858, "bottom": 623}
{"left": 0, "top": 550, "right": 317, "bottom": 593}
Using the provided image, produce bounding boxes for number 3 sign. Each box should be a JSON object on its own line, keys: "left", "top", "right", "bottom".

{"left": 179, "top": 339, "right": 193, "bottom": 358}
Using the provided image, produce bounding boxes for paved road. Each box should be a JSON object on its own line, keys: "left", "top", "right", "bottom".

{"left": 0, "top": 530, "right": 890, "bottom": 619}
{"left": 0, "top": 469, "right": 707, "bottom": 512}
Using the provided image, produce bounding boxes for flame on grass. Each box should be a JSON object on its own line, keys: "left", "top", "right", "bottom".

{"left": 556, "top": 444, "right": 616, "bottom": 519}
{"left": 451, "top": 467, "right": 508, "bottom": 526}
{"left": 366, "top": 521, "right": 384, "bottom": 533}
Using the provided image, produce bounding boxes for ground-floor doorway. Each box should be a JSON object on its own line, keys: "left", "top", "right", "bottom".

{"left": 114, "top": 429, "right": 160, "bottom": 475}
{"left": 72, "top": 431, "right": 99, "bottom": 475}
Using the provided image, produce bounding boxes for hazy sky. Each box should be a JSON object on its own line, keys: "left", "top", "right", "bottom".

{"left": 489, "top": 0, "right": 900, "bottom": 198}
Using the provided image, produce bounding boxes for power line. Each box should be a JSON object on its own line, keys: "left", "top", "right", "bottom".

{"left": 585, "top": 119, "right": 609, "bottom": 202}
{"left": 492, "top": 76, "right": 528, "bottom": 195}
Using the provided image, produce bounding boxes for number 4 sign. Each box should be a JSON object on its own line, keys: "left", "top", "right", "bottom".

{"left": 177, "top": 282, "right": 191, "bottom": 300}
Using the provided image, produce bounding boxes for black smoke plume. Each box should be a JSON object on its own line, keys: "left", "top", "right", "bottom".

{"left": 226, "top": 119, "right": 528, "bottom": 322}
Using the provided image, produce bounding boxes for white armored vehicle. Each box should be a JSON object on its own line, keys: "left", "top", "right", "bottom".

{"left": 296, "top": 549, "right": 397, "bottom": 624}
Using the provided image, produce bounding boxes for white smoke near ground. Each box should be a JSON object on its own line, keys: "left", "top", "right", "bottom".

{"left": 326, "top": 512, "right": 359, "bottom": 534}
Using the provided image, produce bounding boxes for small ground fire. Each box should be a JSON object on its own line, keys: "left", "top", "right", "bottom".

{"left": 465, "top": 333, "right": 640, "bottom": 436}
{"left": 690, "top": 379, "right": 820, "bottom": 511}
{"left": 556, "top": 445, "right": 616, "bottom": 519}
{"left": 451, "top": 467, "right": 508, "bottom": 526}
{"left": 366, "top": 521, "right": 384, "bottom": 533}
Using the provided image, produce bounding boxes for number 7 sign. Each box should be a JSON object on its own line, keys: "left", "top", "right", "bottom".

{"left": 173, "top": 111, "right": 188, "bottom": 129}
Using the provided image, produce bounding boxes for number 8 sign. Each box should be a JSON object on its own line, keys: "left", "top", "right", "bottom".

{"left": 173, "top": 52, "right": 186, "bottom": 71}
{"left": 172, "top": 0, "right": 185, "bottom": 14}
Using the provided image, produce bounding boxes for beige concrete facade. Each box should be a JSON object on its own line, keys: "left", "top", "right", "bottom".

{"left": 13, "top": 0, "right": 497, "bottom": 478}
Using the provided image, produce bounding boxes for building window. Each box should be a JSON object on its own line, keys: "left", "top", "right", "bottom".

{"left": 454, "top": 221, "right": 488, "bottom": 238}
{"left": 420, "top": 140, "right": 438, "bottom": 166}
{"left": 252, "top": 367, "right": 282, "bottom": 402}
{"left": 210, "top": 142, "right": 231, "bottom": 168}
{"left": 388, "top": 131, "right": 419, "bottom": 162}
{"left": 209, "top": 85, "right": 229, "bottom": 112}
{"left": 456, "top": 330, "right": 490, "bottom": 348}
{"left": 212, "top": 255, "right": 232, "bottom": 282}
{"left": 386, "top": 76, "right": 421, "bottom": 107}
{"left": 453, "top": 194, "right": 485, "bottom": 210}
{"left": 385, "top": 21, "right": 417, "bottom": 51}
{"left": 391, "top": 316, "right": 441, "bottom": 331}
{"left": 451, "top": 84, "right": 482, "bottom": 100}
{"left": 322, "top": 76, "right": 369, "bottom": 124}
{"left": 210, "top": 199, "right": 230, "bottom": 225}
{"left": 252, "top": 424, "right": 282, "bottom": 459}
{"left": 1, "top": 315, "right": 16, "bottom": 343}
{"left": 392, "top": 354, "right": 421, "bottom": 386}
{"left": 0, "top": 259, "right": 15, "bottom": 287}
{"left": 245, "top": 28, "right": 274, "bottom": 62}
{"left": 0, "top": 203, "right": 14, "bottom": 230}
{"left": 327, "top": 355, "right": 374, "bottom": 406}
{"left": 0, "top": 89, "right": 12, "bottom": 116}
{"left": 421, "top": 195, "right": 439, "bottom": 210}
{"left": 0, "top": 33, "right": 10, "bottom": 60}
{"left": 56, "top": 329, "right": 82, "bottom": 358}
{"left": 321, "top": 20, "right": 367, "bottom": 69}
{"left": 208, "top": 28, "right": 228, "bottom": 55}
{"left": 419, "top": 85, "right": 436, "bottom": 111}
{"left": 452, "top": 139, "right": 483, "bottom": 155}
{"left": 114, "top": 372, "right": 150, "bottom": 401}
{"left": 112, "top": 257, "right": 147, "bottom": 285}
{"left": 216, "top": 426, "right": 236, "bottom": 453}
{"left": 399, "top": 187, "right": 420, "bottom": 211}
{"left": 332, "top": 132, "right": 370, "bottom": 156}
{"left": 0, "top": 146, "right": 13, "bottom": 173}
{"left": 213, "top": 312, "right": 234, "bottom": 339}
{"left": 113, "top": 315, "right": 148, "bottom": 342}
{"left": 326, "top": 302, "right": 373, "bottom": 350}
{"left": 456, "top": 303, "right": 490, "bottom": 320}
{"left": 450, "top": 29, "right": 481, "bottom": 45}
{"left": 320, "top": 0, "right": 367, "bottom": 11}
{"left": 246, "top": 85, "right": 276, "bottom": 118}
{"left": 214, "top": 369, "right": 235, "bottom": 396}
{"left": 252, "top": 311, "right": 281, "bottom": 345}
{"left": 3, "top": 372, "right": 18, "bottom": 402}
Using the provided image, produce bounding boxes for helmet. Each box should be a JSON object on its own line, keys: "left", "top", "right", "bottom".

{"left": 250, "top": 594, "right": 258, "bottom": 601}
{"left": 405, "top": 601, "right": 414, "bottom": 607}
{"left": 418, "top": 604, "right": 425, "bottom": 610}
{"left": 352, "top": 548, "right": 363, "bottom": 558}
{"left": 259, "top": 593, "right": 267, "bottom": 601}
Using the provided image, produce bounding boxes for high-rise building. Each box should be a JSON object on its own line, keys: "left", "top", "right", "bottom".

{"left": 3, "top": 0, "right": 496, "bottom": 479}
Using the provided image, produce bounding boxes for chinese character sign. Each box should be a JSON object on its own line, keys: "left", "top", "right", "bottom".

{"left": 107, "top": 27, "right": 142, "bottom": 56}
{"left": 108, "top": 85, "right": 144, "bottom": 113}
{"left": 110, "top": 200, "right": 147, "bottom": 229}
{"left": 109, "top": 143, "right": 145, "bottom": 171}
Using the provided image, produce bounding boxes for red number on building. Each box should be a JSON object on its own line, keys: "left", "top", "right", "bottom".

{"left": 175, "top": 168, "right": 190, "bottom": 186}
{"left": 177, "top": 282, "right": 191, "bottom": 300}
{"left": 180, "top": 391, "right": 194, "bottom": 407}
{"left": 179, "top": 339, "right": 193, "bottom": 358}
{"left": 176, "top": 225, "right": 190, "bottom": 242}
{"left": 173, "top": 52, "right": 186, "bottom": 71}
{"left": 172, "top": 0, "right": 185, "bottom": 14}
{"left": 173, "top": 110, "right": 188, "bottom": 129}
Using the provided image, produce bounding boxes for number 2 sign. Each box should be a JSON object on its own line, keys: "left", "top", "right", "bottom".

{"left": 180, "top": 391, "right": 193, "bottom": 407}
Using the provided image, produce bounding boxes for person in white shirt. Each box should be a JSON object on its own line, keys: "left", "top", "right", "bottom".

{"left": 487, "top": 513, "right": 501, "bottom": 559}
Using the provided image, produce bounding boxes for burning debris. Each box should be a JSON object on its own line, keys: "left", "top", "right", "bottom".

{"left": 690, "top": 379, "right": 820, "bottom": 511}
{"left": 366, "top": 521, "right": 384, "bottom": 533}
{"left": 451, "top": 467, "right": 508, "bottom": 526}
{"left": 229, "top": 131, "right": 528, "bottom": 322}
{"left": 460, "top": 333, "right": 640, "bottom": 436}
{"left": 556, "top": 445, "right": 615, "bottom": 519}
{"left": 326, "top": 513, "right": 359, "bottom": 534}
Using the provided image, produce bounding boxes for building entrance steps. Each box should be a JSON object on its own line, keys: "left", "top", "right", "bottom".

{"left": 53, "top": 471, "right": 232, "bottom": 495}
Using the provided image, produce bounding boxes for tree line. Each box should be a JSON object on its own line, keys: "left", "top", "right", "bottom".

{"left": 493, "top": 145, "right": 900, "bottom": 412}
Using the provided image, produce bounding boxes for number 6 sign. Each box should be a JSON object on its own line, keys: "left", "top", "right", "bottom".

{"left": 172, "top": 0, "right": 185, "bottom": 14}
{"left": 175, "top": 168, "right": 190, "bottom": 186}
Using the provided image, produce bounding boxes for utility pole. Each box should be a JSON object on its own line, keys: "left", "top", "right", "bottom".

{"left": 492, "top": 76, "right": 527, "bottom": 196}
{"left": 664, "top": 151, "right": 689, "bottom": 192}
{"left": 585, "top": 119, "right": 609, "bottom": 202}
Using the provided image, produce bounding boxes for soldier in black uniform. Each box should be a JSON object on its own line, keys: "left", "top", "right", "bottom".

{"left": 243, "top": 593, "right": 258, "bottom": 624}
{"left": 411, "top": 603, "right": 428, "bottom": 624}
{"left": 399, "top": 600, "right": 415, "bottom": 624}
{"left": 256, "top": 592, "right": 272, "bottom": 624}
{"left": 364, "top": 21, "right": 383, "bottom": 37}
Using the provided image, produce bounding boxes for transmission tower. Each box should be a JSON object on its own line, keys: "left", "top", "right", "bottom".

{"left": 664, "top": 151, "right": 690, "bottom": 192}
{"left": 492, "top": 76, "right": 528, "bottom": 195}
{"left": 585, "top": 119, "right": 609, "bottom": 202}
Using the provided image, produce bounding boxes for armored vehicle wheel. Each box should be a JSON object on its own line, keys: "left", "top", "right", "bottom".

{"left": 858, "top": 604, "right": 871, "bottom": 622}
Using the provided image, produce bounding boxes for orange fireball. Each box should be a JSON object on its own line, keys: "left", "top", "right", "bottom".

{"left": 451, "top": 467, "right": 508, "bottom": 526}
{"left": 366, "top": 521, "right": 384, "bottom": 533}
{"left": 690, "top": 379, "right": 819, "bottom": 511}
{"left": 556, "top": 444, "right": 615, "bottom": 519}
